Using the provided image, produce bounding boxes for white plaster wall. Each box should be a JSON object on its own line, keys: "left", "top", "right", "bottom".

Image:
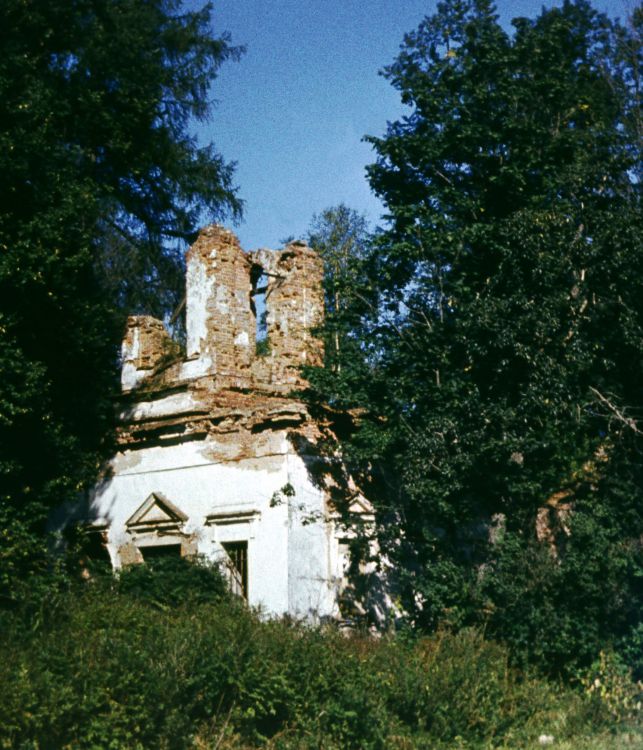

{"left": 186, "top": 252, "right": 215, "bottom": 359}
{"left": 179, "top": 355, "right": 213, "bottom": 381}
{"left": 118, "top": 391, "right": 201, "bottom": 422}
{"left": 285, "top": 452, "right": 337, "bottom": 620}
{"left": 121, "top": 326, "right": 150, "bottom": 391}
{"left": 90, "top": 434, "right": 337, "bottom": 619}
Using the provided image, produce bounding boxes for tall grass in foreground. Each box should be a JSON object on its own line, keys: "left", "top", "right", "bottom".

{"left": 0, "top": 561, "right": 639, "bottom": 749}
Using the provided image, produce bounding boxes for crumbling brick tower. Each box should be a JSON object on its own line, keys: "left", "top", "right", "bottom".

{"left": 122, "top": 224, "right": 324, "bottom": 392}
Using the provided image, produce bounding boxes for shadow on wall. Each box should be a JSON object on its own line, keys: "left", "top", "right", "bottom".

{"left": 289, "top": 430, "right": 396, "bottom": 629}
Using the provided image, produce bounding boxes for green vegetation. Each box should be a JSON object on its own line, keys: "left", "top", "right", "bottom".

{"left": 0, "top": 0, "right": 241, "bottom": 600}
{"left": 0, "top": 0, "right": 640, "bottom": 745}
{"left": 0, "top": 560, "right": 639, "bottom": 750}
{"left": 256, "top": 337, "right": 271, "bottom": 357}
{"left": 305, "top": 204, "right": 376, "bottom": 411}
{"left": 306, "top": 0, "right": 642, "bottom": 678}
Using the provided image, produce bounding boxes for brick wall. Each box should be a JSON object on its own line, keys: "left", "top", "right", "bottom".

{"left": 122, "top": 225, "right": 324, "bottom": 392}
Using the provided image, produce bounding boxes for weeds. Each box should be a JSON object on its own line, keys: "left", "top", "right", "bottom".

{"left": 0, "top": 564, "right": 638, "bottom": 749}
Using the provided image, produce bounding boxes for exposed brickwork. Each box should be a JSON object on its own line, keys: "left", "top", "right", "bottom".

{"left": 117, "top": 541, "right": 144, "bottom": 565}
{"left": 121, "top": 315, "right": 175, "bottom": 390}
{"left": 185, "top": 225, "right": 255, "bottom": 378}
{"left": 122, "top": 225, "right": 324, "bottom": 393}
{"left": 123, "top": 316, "right": 172, "bottom": 370}
{"left": 181, "top": 535, "right": 199, "bottom": 557}
{"left": 251, "top": 241, "right": 324, "bottom": 386}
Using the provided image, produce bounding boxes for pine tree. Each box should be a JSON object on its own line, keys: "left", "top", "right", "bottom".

{"left": 0, "top": 0, "right": 241, "bottom": 597}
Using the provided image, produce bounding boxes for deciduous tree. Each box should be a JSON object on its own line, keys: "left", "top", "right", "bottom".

{"left": 320, "top": 0, "right": 642, "bottom": 673}
{"left": 306, "top": 204, "right": 373, "bottom": 391}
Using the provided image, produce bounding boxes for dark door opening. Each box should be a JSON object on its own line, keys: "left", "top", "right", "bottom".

{"left": 141, "top": 543, "right": 182, "bottom": 562}
{"left": 78, "top": 531, "right": 111, "bottom": 574}
{"left": 222, "top": 540, "right": 248, "bottom": 599}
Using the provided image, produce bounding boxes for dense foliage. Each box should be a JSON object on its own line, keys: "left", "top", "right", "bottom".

{"left": 1, "top": 561, "right": 635, "bottom": 749}
{"left": 308, "top": 0, "right": 642, "bottom": 675}
{"left": 0, "top": 0, "right": 240, "bottom": 598}
{"left": 305, "top": 204, "right": 376, "bottom": 407}
{"left": 0, "top": 2, "right": 640, "bottom": 741}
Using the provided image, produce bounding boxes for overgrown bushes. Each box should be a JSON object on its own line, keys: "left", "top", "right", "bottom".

{"left": 0, "top": 562, "right": 638, "bottom": 749}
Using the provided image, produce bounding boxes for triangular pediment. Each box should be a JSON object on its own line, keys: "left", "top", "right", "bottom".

{"left": 126, "top": 493, "right": 187, "bottom": 530}
{"left": 348, "top": 494, "right": 373, "bottom": 516}
{"left": 328, "top": 493, "right": 374, "bottom": 523}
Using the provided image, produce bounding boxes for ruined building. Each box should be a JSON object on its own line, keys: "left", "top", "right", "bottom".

{"left": 80, "top": 225, "right": 364, "bottom": 620}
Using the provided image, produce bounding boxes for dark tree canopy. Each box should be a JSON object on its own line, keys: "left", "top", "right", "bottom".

{"left": 1, "top": 0, "right": 242, "bottom": 316}
{"left": 0, "top": 0, "right": 241, "bottom": 595}
{"left": 309, "top": 0, "right": 642, "bottom": 674}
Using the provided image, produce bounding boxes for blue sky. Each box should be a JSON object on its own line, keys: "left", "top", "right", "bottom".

{"left": 193, "top": 0, "right": 628, "bottom": 250}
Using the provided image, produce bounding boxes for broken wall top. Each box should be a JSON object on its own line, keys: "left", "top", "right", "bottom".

{"left": 121, "top": 225, "right": 324, "bottom": 394}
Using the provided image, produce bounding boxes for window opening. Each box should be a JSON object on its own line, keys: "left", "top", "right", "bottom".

{"left": 75, "top": 529, "right": 111, "bottom": 575}
{"left": 141, "top": 543, "right": 182, "bottom": 562}
{"left": 250, "top": 265, "right": 269, "bottom": 356}
{"left": 84, "top": 532, "right": 111, "bottom": 566}
{"left": 222, "top": 540, "right": 248, "bottom": 599}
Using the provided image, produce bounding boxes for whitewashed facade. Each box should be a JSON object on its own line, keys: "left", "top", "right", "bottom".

{"left": 74, "top": 226, "right": 367, "bottom": 620}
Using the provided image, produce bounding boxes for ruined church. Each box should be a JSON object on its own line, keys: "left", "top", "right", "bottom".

{"left": 80, "top": 225, "right": 365, "bottom": 620}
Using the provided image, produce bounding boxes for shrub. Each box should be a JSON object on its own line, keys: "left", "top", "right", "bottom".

{"left": 0, "top": 578, "right": 633, "bottom": 749}
{"left": 581, "top": 650, "right": 643, "bottom": 724}
{"left": 115, "top": 554, "right": 229, "bottom": 609}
